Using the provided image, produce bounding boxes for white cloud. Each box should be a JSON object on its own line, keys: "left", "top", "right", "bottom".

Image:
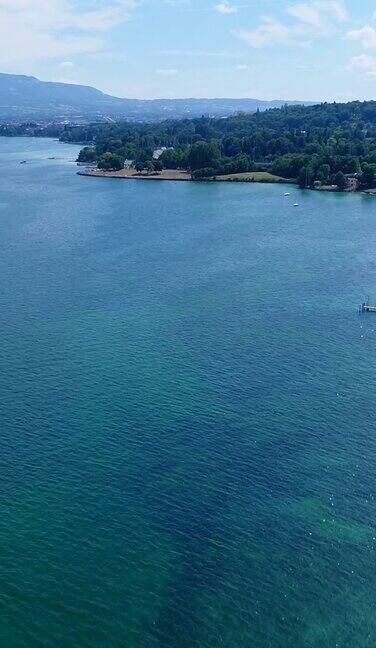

{"left": 347, "top": 26, "right": 376, "bottom": 49}
{"left": 0, "top": 0, "right": 136, "bottom": 65}
{"left": 325, "top": 0, "right": 348, "bottom": 22}
{"left": 156, "top": 68, "right": 178, "bottom": 76}
{"left": 58, "top": 61, "right": 74, "bottom": 69}
{"left": 157, "top": 49, "right": 238, "bottom": 58}
{"left": 348, "top": 54, "right": 376, "bottom": 79}
{"left": 235, "top": 18, "right": 290, "bottom": 48}
{"left": 162, "top": 0, "right": 190, "bottom": 5}
{"left": 288, "top": 0, "right": 347, "bottom": 30}
{"left": 215, "top": 1, "right": 237, "bottom": 14}
{"left": 316, "top": 0, "right": 347, "bottom": 22}
{"left": 236, "top": 0, "right": 347, "bottom": 48}
{"left": 288, "top": 4, "right": 322, "bottom": 28}
{"left": 56, "top": 60, "right": 75, "bottom": 83}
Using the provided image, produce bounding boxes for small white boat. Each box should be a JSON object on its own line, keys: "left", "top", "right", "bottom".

{"left": 284, "top": 192, "right": 290, "bottom": 196}
{"left": 293, "top": 203, "right": 299, "bottom": 207}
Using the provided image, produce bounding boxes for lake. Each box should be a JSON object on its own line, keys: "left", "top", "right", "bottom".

{"left": 1, "top": 137, "right": 376, "bottom": 648}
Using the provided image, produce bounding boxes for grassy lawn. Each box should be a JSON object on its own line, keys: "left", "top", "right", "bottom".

{"left": 216, "top": 171, "right": 295, "bottom": 183}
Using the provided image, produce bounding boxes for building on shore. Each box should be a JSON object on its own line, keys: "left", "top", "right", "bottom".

{"left": 153, "top": 147, "right": 173, "bottom": 160}
{"left": 346, "top": 174, "right": 360, "bottom": 191}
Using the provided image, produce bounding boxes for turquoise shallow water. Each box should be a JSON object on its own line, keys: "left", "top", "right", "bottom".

{"left": 1, "top": 137, "right": 376, "bottom": 647}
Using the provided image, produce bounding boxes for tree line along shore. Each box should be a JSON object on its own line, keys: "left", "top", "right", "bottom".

{"left": 69, "top": 101, "right": 376, "bottom": 192}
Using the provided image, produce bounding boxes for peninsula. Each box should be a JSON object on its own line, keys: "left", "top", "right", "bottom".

{"left": 67, "top": 100, "right": 376, "bottom": 192}
{"left": 78, "top": 167, "right": 290, "bottom": 184}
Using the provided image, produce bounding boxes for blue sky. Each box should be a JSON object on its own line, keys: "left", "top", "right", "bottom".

{"left": 0, "top": 0, "right": 375, "bottom": 101}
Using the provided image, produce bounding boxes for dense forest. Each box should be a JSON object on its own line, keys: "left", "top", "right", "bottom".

{"left": 62, "top": 101, "right": 374, "bottom": 189}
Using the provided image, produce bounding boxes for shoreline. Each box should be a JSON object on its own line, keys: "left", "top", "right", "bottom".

{"left": 77, "top": 168, "right": 294, "bottom": 185}
{"left": 77, "top": 168, "right": 376, "bottom": 194}
{"left": 78, "top": 168, "right": 192, "bottom": 182}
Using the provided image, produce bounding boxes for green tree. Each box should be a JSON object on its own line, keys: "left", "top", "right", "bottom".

{"left": 298, "top": 167, "right": 308, "bottom": 188}
{"left": 134, "top": 152, "right": 152, "bottom": 168}
{"left": 159, "top": 149, "right": 187, "bottom": 169}
{"left": 316, "top": 164, "right": 330, "bottom": 184}
{"left": 188, "top": 141, "right": 220, "bottom": 172}
{"left": 153, "top": 159, "right": 163, "bottom": 173}
{"left": 145, "top": 160, "right": 155, "bottom": 174}
{"left": 332, "top": 171, "right": 348, "bottom": 190}
{"left": 272, "top": 154, "right": 308, "bottom": 179}
{"left": 298, "top": 165, "right": 315, "bottom": 188}
{"left": 77, "top": 147, "right": 97, "bottom": 163}
{"left": 232, "top": 154, "right": 252, "bottom": 173}
{"left": 97, "top": 153, "right": 123, "bottom": 171}
{"left": 191, "top": 167, "right": 217, "bottom": 179}
{"left": 361, "top": 164, "right": 376, "bottom": 188}
{"left": 135, "top": 161, "right": 145, "bottom": 172}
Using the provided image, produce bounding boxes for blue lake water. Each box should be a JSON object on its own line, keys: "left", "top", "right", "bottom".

{"left": 1, "top": 137, "right": 376, "bottom": 647}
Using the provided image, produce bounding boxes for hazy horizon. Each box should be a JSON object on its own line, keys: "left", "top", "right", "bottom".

{"left": 2, "top": 71, "right": 318, "bottom": 103}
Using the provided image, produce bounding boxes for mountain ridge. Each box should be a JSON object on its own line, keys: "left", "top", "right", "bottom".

{"left": 0, "top": 72, "right": 315, "bottom": 121}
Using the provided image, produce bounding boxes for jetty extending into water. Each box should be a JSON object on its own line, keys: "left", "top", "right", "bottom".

{"left": 359, "top": 298, "right": 376, "bottom": 313}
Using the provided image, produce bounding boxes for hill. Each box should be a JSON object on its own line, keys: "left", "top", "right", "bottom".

{"left": 0, "top": 73, "right": 312, "bottom": 122}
